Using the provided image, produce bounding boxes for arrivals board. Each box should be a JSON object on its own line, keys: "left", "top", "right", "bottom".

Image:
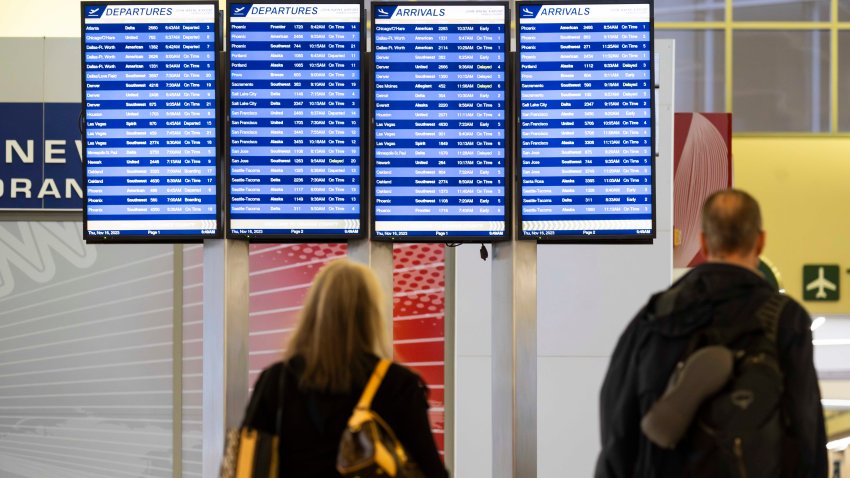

{"left": 82, "top": 1, "right": 220, "bottom": 241}
{"left": 227, "top": 1, "right": 364, "bottom": 240}
{"left": 371, "top": 2, "right": 510, "bottom": 241}
{"left": 517, "top": 1, "right": 655, "bottom": 241}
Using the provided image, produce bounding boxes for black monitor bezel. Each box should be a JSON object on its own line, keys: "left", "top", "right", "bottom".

{"left": 224, "top": 0, "right": 368, "bottom": 243}
{"left": 514, "top": 0, "right": 656, "bottom": 244}
{"left": 81, "top": 0, "right": 224, "bottom": 243}
{"left": 369, "top": 0, "right": 513, "bottom": 243}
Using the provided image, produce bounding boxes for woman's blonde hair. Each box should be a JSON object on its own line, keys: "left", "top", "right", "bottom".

{"left": 285, "top": 259, "right": 391, "bottom": 393}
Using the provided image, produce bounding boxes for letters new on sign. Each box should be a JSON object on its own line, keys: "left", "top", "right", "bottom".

{"left": 0, "top": 103, "right": 83, "bottom": 210}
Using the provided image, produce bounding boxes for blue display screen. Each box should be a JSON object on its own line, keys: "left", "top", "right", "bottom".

{"left": 372, "top": 3, "right": 509, "bottom": 240}
{"left": 82, "top": 2, "right": 220, "bottom": 240}
{"left": 517, "top": 2, "right": 654, "bottom": 240}
{"left": 228, "top": 2, "right": 363, "bottom": 239}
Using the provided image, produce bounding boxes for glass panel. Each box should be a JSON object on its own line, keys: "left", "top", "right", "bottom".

{"left": 655, "top": 0, "right": 725, "bottom": 22}
{"left": 733, "top": 30, "right": 829, "bottom": 132}
{"left": 182, "top": 243, "right": 203, "bottom": 478}
{"left": 0, "top": 225, "right": 175, "bottom": 478}
{"left": 840, "top": 32, "right": 850, "bottom": 131}
{"left": 733, "top": 0, "right": 830, "bottom": 21}
{"left": 656, "top": 30, "right": 725, "bottom": 112}
{"left": 841, "top": 0, "right": 850, "bottom": 21}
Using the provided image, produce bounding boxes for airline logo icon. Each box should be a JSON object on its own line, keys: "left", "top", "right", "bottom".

{"left": 85, "top": 6, "right": 105, "bottom": 18}
{"left": 231, "top": 4, "right": 251, "bottom": 17}
{"left": 520, "top": 5, "right": 542, "bottom": 18}
{"left": 376, "top": 6, "right": 397, "bottom": 18}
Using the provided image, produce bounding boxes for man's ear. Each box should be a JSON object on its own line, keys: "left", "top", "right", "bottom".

{"left": 754, "top": 231, "right": 766, "bottom": 256}
{"left": 699, "top": 232, "right": 709, "bottom": 258}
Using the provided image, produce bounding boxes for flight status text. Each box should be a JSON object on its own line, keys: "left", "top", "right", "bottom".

{"left": 372, "top": 4, "right": 508, "bottom": 239}
{"left": 518, "top": 3, "right": 654, "bottom": 239}
{"left": 83, "top": 3, "right": 219, "bottom": 239}
{"left": 228, "top": 3, "right": 362, "bottom": 238}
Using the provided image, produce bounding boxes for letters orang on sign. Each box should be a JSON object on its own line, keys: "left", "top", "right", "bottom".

{"left": 2, "top": 139, "right": 84, "bottom": 199}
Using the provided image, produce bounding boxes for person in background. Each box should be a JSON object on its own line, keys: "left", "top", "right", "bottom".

{"left": 244, "top": 259, "right": 449, "bottom": 478}
{"left": 595, "top": 189, "right": 827, "bottom": 477}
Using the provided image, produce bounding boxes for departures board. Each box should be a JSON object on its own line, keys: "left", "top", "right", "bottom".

{"left": 82, "top": 1, "right": 220, "bottom": 241}
{"left": 517, "top": 1, "right": 655, "bottom": 242}
{"left": 227, "top": 1, "right": 364, "bottom": 240}
{"left": 371, "top": 2, "right": 510, "bottom": 241}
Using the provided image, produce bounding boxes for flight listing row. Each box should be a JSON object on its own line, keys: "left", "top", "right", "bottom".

{"left": 84, "top": 32, "right": 214, "bottom": 44}
{"left": 231, "top": 32, "right": 358, "bottom": 41}
{"left": 84, "top": 23, "right": 214, "bottom": 33}
{"left": 84, "top": 42, "right": 214, "bottom": 52}
{"left": 230, "top": 22, "right": 359, "bottom": 32}
{"left": 517, "top": 23, "right": 649, "bottom": 33}
{"left": 518, "top": 31, "right": 649, "bottom": 42}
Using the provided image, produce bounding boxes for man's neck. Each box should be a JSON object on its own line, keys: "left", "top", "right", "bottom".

{"left": 705, "top": 254, "right": 759, "bottom": 272}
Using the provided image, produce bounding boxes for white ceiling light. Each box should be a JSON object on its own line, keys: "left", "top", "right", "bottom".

{"left": 822, "top": 399, "right": 850, "bottom": 409}
{"left": 813, "top": 339, "right": 850, "bottom": 346}
{"left": 811, "top": 316, "right": 826, "bottom": 331}
{"left": 827, "top": 436, "right": 850, "bottom": 451}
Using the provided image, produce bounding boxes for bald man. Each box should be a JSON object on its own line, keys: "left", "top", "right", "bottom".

{"left": 595, "top": 189, "right": 826, "bottom": 478}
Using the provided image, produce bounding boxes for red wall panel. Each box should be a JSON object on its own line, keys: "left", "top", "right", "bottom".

{"left": 392, "top": 244, "right": 446, "bottom": 450}
{"left": 244, "top": 242, "right": 447, "bottom": 455}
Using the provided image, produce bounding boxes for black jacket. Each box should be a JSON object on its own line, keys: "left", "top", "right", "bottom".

{"left": 595, "top": 263, "right": 827, "bottom": 478}
{"left": 244, "top": 354, "right": 449, "bottom": 478}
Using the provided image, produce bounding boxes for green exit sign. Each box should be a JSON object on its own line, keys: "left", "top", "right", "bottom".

{"left": 802, "top": 265, "right": 840, "bottom": 301}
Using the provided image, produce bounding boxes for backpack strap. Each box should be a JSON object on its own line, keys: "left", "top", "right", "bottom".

{"left": 755, "top": 294, "right": 789, "bottom": 344}
{"left": 681, "top": 293, "right": 789, "bottom": 358}
{"left": 355, "top": 359, "right": 391, "bottom": 411}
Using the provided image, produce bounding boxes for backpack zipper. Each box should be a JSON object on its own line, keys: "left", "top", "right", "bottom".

{"left": 749, "top": 353, "right": 781, "bottom": 376}
{"left": 733, "top": 437, "right": 748, "bottom": 478}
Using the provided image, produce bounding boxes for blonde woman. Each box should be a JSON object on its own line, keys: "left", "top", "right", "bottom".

{"left": 243, "top": 259, "right": 449, "bottom": 478}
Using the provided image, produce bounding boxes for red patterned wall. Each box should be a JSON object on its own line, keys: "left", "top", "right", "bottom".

{"left": 245, "top": 243, "right": 446, "bottom": 453}
{"left": 247, "top": 243, "right": 348, "bottom": 385}
{"left": 673, "top": 113, "right": 733, "bottom": 268}
{"left": 391, "top": 244, "right": 446, "bottom": 453}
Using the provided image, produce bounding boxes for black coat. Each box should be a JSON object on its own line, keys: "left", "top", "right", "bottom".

{"left": 594, "top": 262, "right": 827, "bottom": 478}
{"left": 244, "top": 354, "right": 449, "bottom": 478}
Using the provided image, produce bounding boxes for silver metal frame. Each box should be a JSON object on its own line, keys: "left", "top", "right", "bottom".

{"left": 443, "top": 246, "right": 457, "bottom": 474}
{"left": 172, "top": 245, "right": 184, "bottom": 478}
{"left": 492, "top": 240, "right": 538, "bottom": 478}
{"left": 201, "top": 239, "right": 250, "bottom": 478}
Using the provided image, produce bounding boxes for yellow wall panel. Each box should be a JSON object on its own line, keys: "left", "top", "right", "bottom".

{"left": 733, "top": 137, "right": 850, "bottom": 314}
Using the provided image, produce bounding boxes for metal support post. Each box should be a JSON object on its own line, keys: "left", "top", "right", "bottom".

{"left": 492, "top": 239, "right": 537, "bottom": 478}
{"left": 201, "top": 239, "right": 250, "bottom": 478}
{"left": 443, "top": 245, "right": 457, "bottom": 474}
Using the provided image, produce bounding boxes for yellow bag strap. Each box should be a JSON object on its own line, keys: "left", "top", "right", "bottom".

{"left": 356, "top": 359, "right": 391, "bottom": 410}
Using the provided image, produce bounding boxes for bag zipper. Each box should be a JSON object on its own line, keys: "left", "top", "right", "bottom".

{"left": 733, "top": 437, "right": 748, "bottom": 478}
{"left": 748, "top": 353, "right": 781, "bottom": 376}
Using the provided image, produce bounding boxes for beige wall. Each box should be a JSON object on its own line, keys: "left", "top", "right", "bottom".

{"left": 734, "top": 137, "right": 850, "bottom": 315}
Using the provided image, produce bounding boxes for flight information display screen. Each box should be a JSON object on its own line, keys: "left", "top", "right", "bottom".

{"left": 371, "top": 2, "right": 509, "bottom": 241}
{"left": 82, "top": 2, "right": 220, "bottom": 241}
{"left": 228, "top": 2, "right": 364, "bottom": 240}
{"left": 517, "top": 1, "right": 655, "bottom": 241}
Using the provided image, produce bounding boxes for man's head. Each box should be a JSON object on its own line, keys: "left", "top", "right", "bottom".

{"left": 700, "top": 189, "right": 765, "bottom": 270}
